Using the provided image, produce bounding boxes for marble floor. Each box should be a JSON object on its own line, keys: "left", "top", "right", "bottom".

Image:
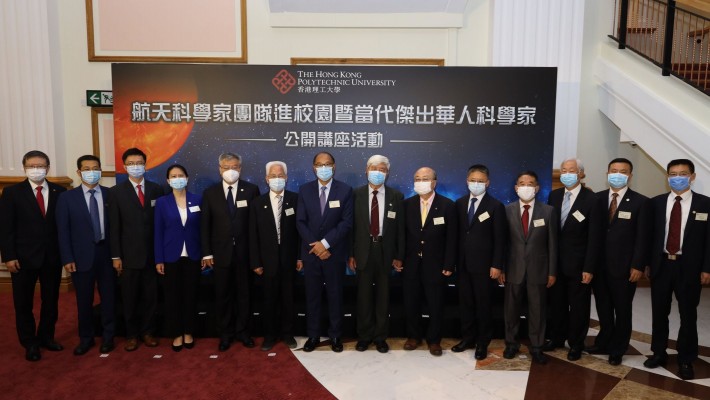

{"left": 292, "top": 288, "right": 710, "bottom": 400}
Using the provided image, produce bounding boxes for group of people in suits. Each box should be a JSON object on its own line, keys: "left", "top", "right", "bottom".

{"left": 1, "top": 149, "right": 708, "bottom": 381}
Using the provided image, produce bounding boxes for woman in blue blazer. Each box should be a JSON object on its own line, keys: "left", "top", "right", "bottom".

{"left": 154, "top": 164, "right": 202, "bottom": 351}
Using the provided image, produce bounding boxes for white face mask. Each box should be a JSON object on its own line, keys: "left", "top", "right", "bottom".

{"left": 222, "top": 169, "right": 240, "bottom": 184}
{"left": 468, "top": 182, "right": 486, "bottom": 196}
{"left": 268, "top": 178, "right": 286, "bottom": 193}
{"left": 516, "top": 186, "right": 536, "bottom": 202}
{"left": 26, "top": 168, "right": 47, "bottom": 183}
{"left": 413, "top": 181, "right": 432, "bottom": 196}
{"left": 126, "top": 165, "right": 145, "bottom": 179}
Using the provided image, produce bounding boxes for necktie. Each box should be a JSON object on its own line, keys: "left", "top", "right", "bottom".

{"left": 561, "top": 191, "right": 571, "bottom": 226}
{"left": 89, "top": 189, "right": 101, "bottom": 243}
{"left": 320, "top": 186, "right": 327, "bottom": 215}
{"left": 227, "top": 186, "right": 236, "bottom": 216}
{"left": 370, "top": 190, "right": 380, "bottom": 237}
{"left": 421, "top": 200, "right": 428, "bottom": 226}
{"left": 35, "top": 186, "right": 46, "bottom": 217}
{"left": 666, "top": 196, "right": 682, "bottom": 255}
{"left": 137, "top": 184, "right": 145, "bottom": 207}
{"left": 522, "top": 204, "right": 530, "bottom": 238}
{"left": 275, "top": 194, "right": 283, "bottom": 244}
{"left": 609, "top": 192, "right": 619, "bottom": 223}
{"left": 467, "top": 197, "right": 478, "bottom": 226}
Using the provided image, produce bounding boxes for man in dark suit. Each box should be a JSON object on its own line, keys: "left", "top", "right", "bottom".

{"left": 109, "top": 148, "right": 163, "bottom": 351}
{"left": 56, "top": 155, "right": 116, "bottom": 356}
{"left": 544, "top": 158, "right": 604, "bottom": 361}
{"left": 249, "top": 161, "right": 301, "bottom": 351}
{"left": 503, "top": 171, "right": 558, "bottom": 365}
{"left": 452, "top": 164, "right": 507, "bottom": 360}
{"left": 0, "top": 150, "right": 66, "bottom": 361}
{"left": 402, "top": 167, "right": 457, "bottom": 356}
{"left": 202, "top": 152, "right": 260, "bottom": 352}
{"left": 348, "top": 155, "right": 404, "bottom": 354}
{"left": 588, "top": 158, "right": 650, "bottom": 366}
{"left": 643, "top": 159, "right": 710, "bottom": 380}
{"left": 296, "top": 152, "right": 353, "bottom": 353}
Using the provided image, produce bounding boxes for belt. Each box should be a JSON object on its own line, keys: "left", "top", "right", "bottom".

{"left": 417, "top": 251, "right": 423, "bottom": 258}
{"left": 370, "top": 236, "right": 383, "bottom": 243}
{"left": 664, "top": 253, "right": 681, "bottom": 261}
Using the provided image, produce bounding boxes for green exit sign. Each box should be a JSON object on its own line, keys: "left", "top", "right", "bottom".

{"left": 86, "top": 90, "right": 113, "bottom": 106}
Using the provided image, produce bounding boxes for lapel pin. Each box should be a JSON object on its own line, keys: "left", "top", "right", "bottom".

{"left": 264, "top": 205, "right": 267, "bottom": 208}
{"left": 692, "top": 210, "right": 696, "bottom": 214}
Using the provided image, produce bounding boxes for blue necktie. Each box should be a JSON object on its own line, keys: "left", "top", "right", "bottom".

{"left": 320, "top": 186, "right": 327, "bottom": 215}
{"left": 227, "top": 186, "right": 236, "bottom": 216}
{"left": 468, "top": 197, "right": 478, "bottom": 225}
{"left": 89, "top": 189, "right": 101, "bottom": 243}
{"left": 561, "top": 191, "right": 572, "bottom": 226}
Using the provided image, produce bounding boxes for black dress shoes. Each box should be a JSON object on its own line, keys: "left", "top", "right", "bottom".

{"left": 355, "top": 340, "right": 371, "bottom": 352}
{"left": 608, "top": 354, "right": 622, "bottom": 366}
{"left": 584, "top": 345, "right": 609, "bottom": 355}
{"left": 41, "top": 340, "right": 64, "bottom": 352}
{"left": 172, "top": 344, "right": 183, "bottom": 352}
{"left": 25, "top": 345, "right": 41, "bottom": 362}
{"left": 567, "top": 348, "right": 582, "bottom": 361}
{"left": 73, "top": 341, "right": 95, "bottom": 356}
{"left": 679, "top": 363, "right": 695, "bottom": 380}
{"left": 261, "top": 337, "right": 276, "bottom": 352}
{"left": 331, "top": 338, "right": 343, "bottom": 353}
{"left": 474, "top": 346, "right": 488, "bottom": 360}
{"left": 451, "top": 340, "right": 476, "bottom": 353}
{"left": 282, "top": 336, "right": 297, "bottom": 349}
{"left": 643, "top": 354, "right": 668, "bottom": 369}
{"left": 541, "top": 339, "right": 564, "bottom": 352}
{"left": 531, "top": 350, "right": 548, "bottom": 365}
{"left": 238, "top": 335, "right": 255, "bottom": 348}
{"left": 218, "top": 337, "right": 232, "bottom": 352}
{"left": 503, "top": 345, "right": 519, "bottom": 359}
{"left": 374, "top": 340, "right": 389, "bottom": 354}
{"left": 100, "top": 341, "right": 115, "bottom": 354}
{"left": 303, "top": 337, "right": 319, "bottom": 352}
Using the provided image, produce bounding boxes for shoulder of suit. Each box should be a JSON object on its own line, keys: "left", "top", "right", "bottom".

{"left": 691, "top": 191, "right": 710, "bottom": 204}
{"left": 47, "top": 181, "right": 67, "bottom": 192}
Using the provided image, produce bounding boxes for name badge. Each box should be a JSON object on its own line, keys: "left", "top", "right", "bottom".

{"left": 433, "top": 217, "right": 445, "bottom": 225}
{"left": 618, "top": 211, "right": 631, "bottom": 219}
{"left": 151, "top": 200, "right": 156, "bottom": 207}
{"left": 236, "top": 200, "right": 248, "bottom": 208}
{"left": 285, "top": 208, "right": 295, "bottom": 216}
{"left": 478, "top": 211, "right": 490, "bottom": 222}
{"left": 533, "top": 219, "right": 545, "bottom": 227}
{"left": 573, "top": 210, "right": 585, "bottom": 222}
{"left": 387, "top": 211, "right": 396, "bottom": 219}
{"left": 329, "top": 200, "right": 340, "bottom": 208}
{"left": 188, "top": 205, "right": 200, "bottom": 212}
{"left": 696, "top": 212, "right": 708, "bottom": 221}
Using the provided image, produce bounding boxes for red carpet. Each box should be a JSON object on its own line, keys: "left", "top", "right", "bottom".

{"left": 0, "top": 292, "right": 335, "bottom": 400}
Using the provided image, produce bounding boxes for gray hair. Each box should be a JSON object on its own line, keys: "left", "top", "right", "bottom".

{"left": 561, "top": 158, "right": 584, "bottom": 172}
{"left": 366, "top": 154, "right": 390, "bottom": 170}
{"left": 218, "top": 152, "right": 242, "bottom": 164}
{"left": 265, "top": 161, "right": 288, "bottom": 175}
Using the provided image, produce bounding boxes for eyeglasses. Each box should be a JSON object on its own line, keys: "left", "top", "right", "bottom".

{"left": 125, "top": 162, "right": 145, "bottom": 166}
{"left": 314, "top": 163, "right": 333, "bottom": 168}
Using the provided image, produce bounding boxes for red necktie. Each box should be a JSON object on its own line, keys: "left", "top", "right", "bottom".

{"left": 36, "top": 186, "right": 46, "bottom": 217}
{"left": 666, "top": 196, "right": 682, "bottom": 255}
{"left": 522, "top": 204, "right": 530, "bottom": 238}
{"left": 370, "top": 190, "right": 380, "bottom": 237}
{"left": 137, "top": 184, "right": 145, "bottom": 207}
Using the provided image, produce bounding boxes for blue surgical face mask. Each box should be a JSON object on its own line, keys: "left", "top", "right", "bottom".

{"left": 268, "top": 178, "right": 286, "bottom": 193}
{"left": 81, "top": 170, "right": 101, "bottom": 185}
{"left": 126, "top": 164, "right": 145, "bottom": 179}
{"left": 367, "top": 171, "right": 386, "bottom": 186}
{"left": 169, "top": 177, "right": 187, "bottom": 190}
{"left": 316, "top": 166, "right": 333, "bottom": 181}
{"left": 468, "top": 182, "right": 486, "bottom": 196}
{"left": 607, "top": 173, "right": 628, "bottom": 189}
{"left": 669, "top": 176, "right": 690, "bottom": 192}
{"left": 560, "top": 173, "right": 578, "bottom": 188}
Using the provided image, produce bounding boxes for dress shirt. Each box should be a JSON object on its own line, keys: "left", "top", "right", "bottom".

{"left": 129, "top": 178, "right": 145, "bottom": 198}
{"left": 420, "top": 192, "right": 436, "bottom": 219}
{"left": 178, "top": 205, "right": 188, "bottom": 257}
{"left": 29, "top": 180, "right": 49, "bottom": 211}
{"left": 369, "top": 185, "right": 385, "bottom": 236}
{"left": 222, "top": 180, "right": 240, "bottom": 202}
{"left": 609, "top": 186, "right": 629, "bottom": 206}
{"left": 269, "top": 190, "right": 283, "bottom": 226}
{"left": 469, "top": 192, "right": 484, "bottom": 215}
{"left": 664, "top": 190, "right": 692, "bottom": 255}
{"left": 318, "top": 179, "right": 333, "bottom": 249}
{"left": 520, "top": 199, "right": 536, "bottom": 231}
{"left": 82, "top": 184, "right": 105, "bottom": 240}
{"left": 564, "top": 183, "right": 582, "bottom": 209}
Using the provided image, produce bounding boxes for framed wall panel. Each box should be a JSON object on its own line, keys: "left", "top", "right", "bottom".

{"left": 91, "top": 107, "right": 116, "bottom": 177}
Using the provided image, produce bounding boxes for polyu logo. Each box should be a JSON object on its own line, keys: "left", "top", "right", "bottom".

{"left": 272, "top": 69, "right": 296, "bottom": 94}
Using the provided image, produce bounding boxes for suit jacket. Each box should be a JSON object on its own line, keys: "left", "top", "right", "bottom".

{"left": 649, "top": 191, "right": 710, "bottom": 278}
{"left": 350, "top": 184, "right": 405, "bottom": 270}
{"left": 597, "top": 188, "right": 651, "bottom": 279}
{"left": 109, "top": 179, "right": 163, "bottom": 269}
{"left": 154, "top": 192, "right": 202, "bottom": 264}
{"left": 403, "top": 192, "right": 457, "bottom": 281}
{"left": 504, "top": 201, "right": 558, "bottom": 285}
{"left": 548, "top": 186, "right": 604, "bottom": 277}
{"left": 0, "top": 179, "right": 66, "bottom": 269}
{"left": 200, "top": 180, "right": 260, "bottom": 268}
{"left": 296, "top": 179, "right": 353, "bottom": 265}
{"left": 249, "top": 190, "right": 300, "bottom": 277}
{"left": 56, "top": 185, "right": 111, "bottom": 272}
{"left": 456, "top": 192, "right": 507, "bottom": 274}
